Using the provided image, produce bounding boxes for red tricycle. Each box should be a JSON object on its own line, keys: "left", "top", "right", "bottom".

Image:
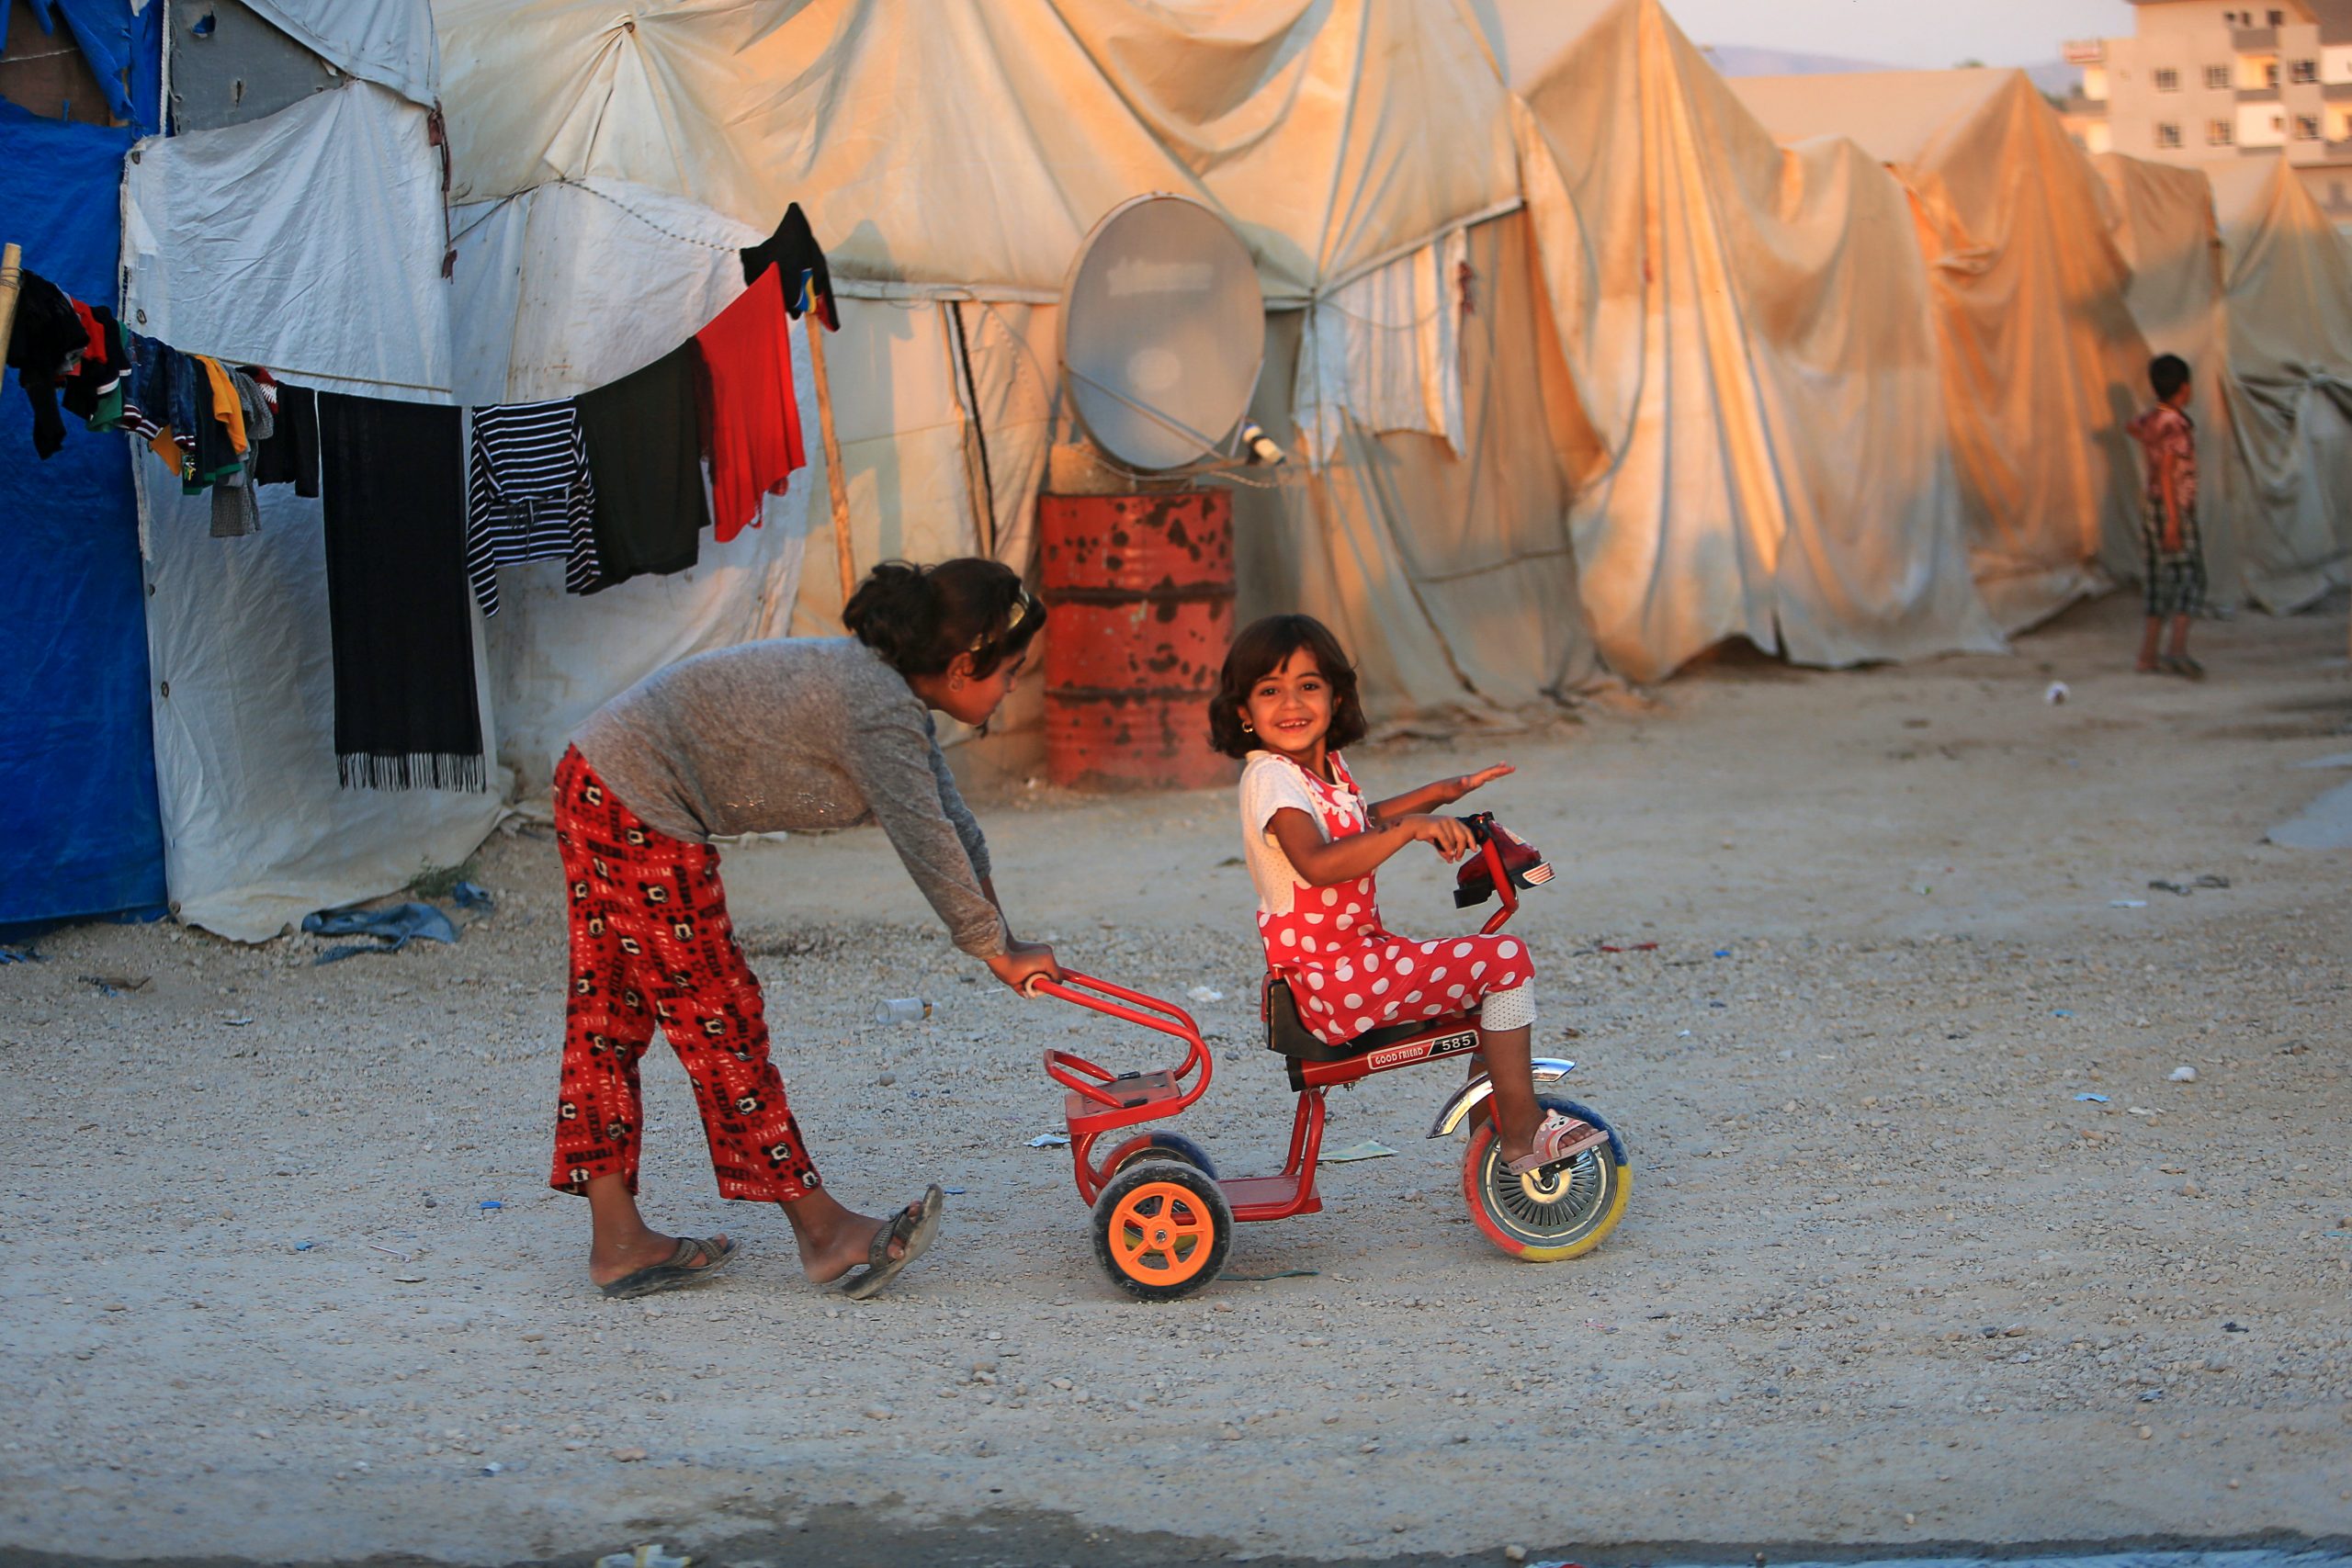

{"left": 1035, "top": 813, "right": 1631, "bottom": 1299}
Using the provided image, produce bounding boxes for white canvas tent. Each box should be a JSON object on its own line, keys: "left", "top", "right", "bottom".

{"left": 1491, "top": 0, "right": 2003, "bottom": 682}
{"left": 433, "top": 0, "right": 1598, "bottom": 787}
{"left": 2092, "top": 152, "right": 2249, "bottom": 608}
{"left": 1733, "top": 68, "right": 2151, "bottom": 632}
{"left": 116, "top": 0, "right": 1604, "bottom": 940}
{"left": 2209, "top": 160, "right": 2352, "bottom": 610}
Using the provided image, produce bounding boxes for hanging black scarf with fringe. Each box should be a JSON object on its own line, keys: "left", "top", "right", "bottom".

{"left": 317, "top": 392, "right": 485, "bottom": 791}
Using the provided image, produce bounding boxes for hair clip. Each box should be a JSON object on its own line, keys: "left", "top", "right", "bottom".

{"left": 969, "top": 590, "right": 1033, "bottom": 652}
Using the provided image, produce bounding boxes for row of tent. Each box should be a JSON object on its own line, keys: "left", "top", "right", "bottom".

{"left": 5, "top": 0, "right": 2348, "bottom": 941}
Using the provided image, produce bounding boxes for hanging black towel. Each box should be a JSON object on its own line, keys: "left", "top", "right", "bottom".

{"left": 254, "top": 383, "right": 321, "bottom": 496}
{"left": 739, "top": 201, "right": 838, "bottom": 329}
{"left": 5, "top": 268, "right": 85, "bottom": 457}
{"left": 316, "top": 392, "right": 485, "bottom": 791}
{"left": 573, "top": 344, "right": 707, "bottom": 592}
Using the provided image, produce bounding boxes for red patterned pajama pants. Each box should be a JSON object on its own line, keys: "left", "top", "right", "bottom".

{"left": 548, "top": 746, "right": 820, "bottom": 1203}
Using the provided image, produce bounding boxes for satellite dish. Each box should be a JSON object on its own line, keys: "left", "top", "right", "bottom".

{"left": 1058, "top": 194, "right": 1266, "bottom": 472}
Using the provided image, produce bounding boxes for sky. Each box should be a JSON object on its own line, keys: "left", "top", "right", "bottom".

{"left": 1656, "top": 0, "right": 2138, "bottom": 68}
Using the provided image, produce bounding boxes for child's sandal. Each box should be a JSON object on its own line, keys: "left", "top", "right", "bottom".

{"left": 1503, "top": 1111, "right": 1610, "bottom": 1176}
{"left": 2161, "top": 655, "right": 2206, "bottom": 681}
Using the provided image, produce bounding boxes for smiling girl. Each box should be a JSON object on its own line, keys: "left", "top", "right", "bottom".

{"left": 1208, "top": 615, "right": 1605, "bottom": 1178}
{"left": 549, "top": 558, "right": 1060, "bottom": 1302}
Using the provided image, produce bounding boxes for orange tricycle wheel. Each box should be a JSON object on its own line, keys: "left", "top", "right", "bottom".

{"left": 1089, "top": 1160, "right": 1232, "bottom": 1301}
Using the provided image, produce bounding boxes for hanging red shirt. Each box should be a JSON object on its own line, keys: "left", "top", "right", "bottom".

{"left": 693, "top": 266, "right": 807, "bottom": 544}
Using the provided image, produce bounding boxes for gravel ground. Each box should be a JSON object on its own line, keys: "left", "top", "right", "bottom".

{"left": 2, "top": 592, "right": 2347, "bottom": 1566}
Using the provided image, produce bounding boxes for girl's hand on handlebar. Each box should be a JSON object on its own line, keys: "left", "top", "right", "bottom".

{"left": 987, "top": 943, "right": 1063, "bottom": 996}
{"left": 1401, "top": 813, "right": 1476, "bottom": 862}
{"left": 1446, "top": 762, "right": 1514, "bottom": 802}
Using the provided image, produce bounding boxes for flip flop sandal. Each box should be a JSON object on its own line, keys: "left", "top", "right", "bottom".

{"left": 839, "top": 1184, "right": 945, "bottom": 1302}
{"left": 1503, "top": 1111, "right": 1609, "bottom": 1178}
{"left": 2164, "top": 656, "right": 2206, "bottom": 681}
{"left": 597, "top": 1234, "right": 738, "bottom": 1300}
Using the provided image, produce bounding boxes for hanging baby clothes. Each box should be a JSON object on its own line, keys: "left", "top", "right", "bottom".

{"left": 182, "top": 354, "right": 243, "bottom": 492}
{"left": 194, "top": 355, "right": 245, "bottom": 452}
{"left": 5, "top": 268, "right": 88, "bottom": 457}
{"left": 58, "top": 305, "right": 130, "bottom": 440}
{"left": 464, "top": 399, "right": 599, "bottom": 615}
{"left": 254, "top": 382, "right": 321, "bottom": 496}
{"left": 574, "top": 344, "right": 709, "bottom": 591}
{"left": 316, "top": 392, "right": 485, "bottom": 791}
{"left": 740, "top": 202, "right": 839, "bottom": 329}
{"left": 693, "top": 265, "right": 806, "bottom": 543}
{"left": 209, "top": 369, "right": 273, "bottom": 537}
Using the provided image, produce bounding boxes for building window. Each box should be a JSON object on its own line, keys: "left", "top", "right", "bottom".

{"left": 2297, "top": 113, "right": 2322, "bottom": 139}
{"left": 2269, "top": 8, "right": 2285, "bottom": 25}
{"left": 2210, "top": 118, "right": 2236, "bottom": 145}
{"left": 2157, "top": 121, "right": 2184, "bottom": 149}
{"left": 2207, "top": 64, "right": 2233, "bottom": 89}
{"left": 2292, "top": 59, "right": 2318, "bottom": 84}
{"left": 2155, "top": 67, "right": 2180, "bottom": 92}
{"left": 2267, "top": 61, "right": 2281, "bottom": 87}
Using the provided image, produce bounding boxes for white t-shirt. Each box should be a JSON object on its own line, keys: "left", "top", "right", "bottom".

{"left": 1237, "top": 750, "right": 1368, "bottom": 917}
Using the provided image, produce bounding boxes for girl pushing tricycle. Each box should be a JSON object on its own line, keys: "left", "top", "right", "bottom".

{"left": 1035, "top": 614, "right": 1629, "bottom": 1298}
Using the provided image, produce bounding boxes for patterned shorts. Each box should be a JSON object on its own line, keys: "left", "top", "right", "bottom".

{"left": 548, "top": 746, "right": 820, "bottom": 1203}
{"left": 2143, "top": 498, "right": 2207, "bottom": 618}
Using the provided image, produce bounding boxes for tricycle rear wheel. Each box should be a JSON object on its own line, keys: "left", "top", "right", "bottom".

{"left": 1091, "top": 1160, "right": 1231, "bottom": 1300}
{"left": 1104, "top": 1129, "right": 1219, "bottom": 1179}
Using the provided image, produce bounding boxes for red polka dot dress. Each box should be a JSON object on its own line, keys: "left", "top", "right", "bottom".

{"left": 1240, "top": 750, "right": 1532, "bottom": 1047}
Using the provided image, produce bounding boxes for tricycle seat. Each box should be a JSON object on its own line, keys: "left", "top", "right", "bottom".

{"left": 1261, "top": 975, "right": 1433, "bottom": 1063}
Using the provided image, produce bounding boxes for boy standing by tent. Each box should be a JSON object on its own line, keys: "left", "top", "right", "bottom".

{"left": 2127, "top": 354, "right": 2206, "bottom": 680}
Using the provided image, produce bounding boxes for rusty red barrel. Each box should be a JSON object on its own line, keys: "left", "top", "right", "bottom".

{"left": 1038, "top": 491, "right": 1236, "bottom": 791}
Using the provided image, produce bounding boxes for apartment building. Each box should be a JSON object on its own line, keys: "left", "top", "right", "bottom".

{"left": 2072, "top": 0, "right": 2352, "bottom": 220}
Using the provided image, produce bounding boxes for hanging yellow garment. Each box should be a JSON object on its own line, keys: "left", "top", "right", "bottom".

{"left": 194, "top": 355, "right": 246, "bottom": 454}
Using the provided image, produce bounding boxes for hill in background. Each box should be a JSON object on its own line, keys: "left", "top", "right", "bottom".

{"left": 1702, "top": 43, "right": 2080, "bottom": 96}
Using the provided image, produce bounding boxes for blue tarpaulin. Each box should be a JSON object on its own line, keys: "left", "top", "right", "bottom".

{"left": 0, "top": 1, "right": 164, "bottom": 135}
{"left": 0, "top": 98, "right": 166, "bottom": 932}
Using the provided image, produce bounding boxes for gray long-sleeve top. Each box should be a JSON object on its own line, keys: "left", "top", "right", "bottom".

{"left": 572, "top": 637, "right": 1005, "bottom": 957}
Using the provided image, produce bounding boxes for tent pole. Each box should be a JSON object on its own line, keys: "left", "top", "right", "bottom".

{"left": 804, "top": 318, "right": 857, "bottom": 614}
{"left": 0, "top": 244, "right": 23, "bottom": 367}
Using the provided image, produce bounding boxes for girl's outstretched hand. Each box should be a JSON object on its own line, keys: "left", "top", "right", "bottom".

{"left": 1400, "top": 813, "right": 1477, "bottom": 863}
{"left": 1447, "top": 762, "right": 1514, "bottom": 802}
{"left": 988, "top": 941, "right": 1064, "bottom": 997}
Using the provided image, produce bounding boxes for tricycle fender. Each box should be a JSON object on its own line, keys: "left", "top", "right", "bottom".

{"left": 1424, "top": 1058, "right": 1578, "bottom": 1139}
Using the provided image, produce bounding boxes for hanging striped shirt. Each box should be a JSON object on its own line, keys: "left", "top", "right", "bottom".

{"left": 465, "top": 399, "right": 600, "bottom": 615}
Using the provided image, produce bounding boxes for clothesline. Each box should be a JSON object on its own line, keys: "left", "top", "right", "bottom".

{"left": 7, "top": 199, "right": 847, "bottom": 795}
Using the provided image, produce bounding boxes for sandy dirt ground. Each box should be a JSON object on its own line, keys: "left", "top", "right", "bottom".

{"left": 3, "top": 593, "right": 2349, "bottom": 1568}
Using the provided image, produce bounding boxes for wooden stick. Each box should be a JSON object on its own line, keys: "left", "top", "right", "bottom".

{"left": 0, "top": 244, "right": 23, "bottom": 375}
{"left": 803, "top": 314, "right": 857, "bottom": 613}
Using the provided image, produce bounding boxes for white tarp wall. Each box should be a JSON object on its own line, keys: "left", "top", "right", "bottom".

{"left": 126, "top": 73, "right": 500, "bottom": 941}
{"left": 435, "top": 0, "right": 1591, "bottom": 735}
{"left": 1238, "top": 210, "right": 1597, "bottom": 716}
{"left": 434, "top": 0, "right": 1523, "bottom": 305}
{"left": 1733, "top": 68, "right": 2151, "bottom": 634}
{"left": 1498, "top": 0, "right": 2002, "bottom": 682}
{"left": 242, "top": 0, "right": 440, "bottom": 107}
{"left": 446, "top": 193, "right": 1031, "bottom": 790}
{"left": 2211, "top": 160, "right": 2352, "bottom": 611}
{"left": 447, "top": 177, "right": 813, "bottom": 798}
{"left": 2093, "top": 153, "right": 2249, "bottom": 610}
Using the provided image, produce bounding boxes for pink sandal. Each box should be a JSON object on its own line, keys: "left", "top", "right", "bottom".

{"left": 1503, "top": 1111, "right": 1609, "bottom": 1176}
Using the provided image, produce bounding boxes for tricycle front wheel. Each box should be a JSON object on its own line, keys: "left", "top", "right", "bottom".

{"left": 1460, "top": 1097, "right": 1628, "bottom": 1260}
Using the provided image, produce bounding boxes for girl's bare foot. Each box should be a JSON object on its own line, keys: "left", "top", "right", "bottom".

{"left": 589, "top": 1228, "right": 729, "bottom": 1289}
{"left": 780, "top": 1190, "right": 922, "bottom": 1285}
